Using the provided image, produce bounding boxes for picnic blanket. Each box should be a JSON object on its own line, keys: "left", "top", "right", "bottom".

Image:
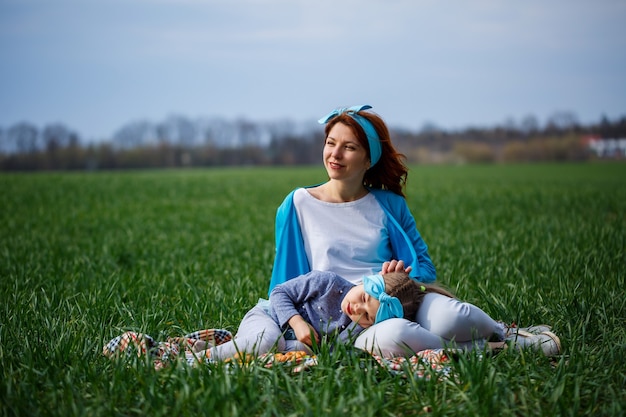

{"left": 103, "top": 329, "right": 459, "bottom": 379}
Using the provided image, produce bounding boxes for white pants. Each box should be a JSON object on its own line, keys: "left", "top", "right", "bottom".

{"left": 355, "top": 293, "right": 505, "bottom": 357}
{"left": 208, "top": 306, "right": 312, "bottom": 360}
{"left": 208, "top": 306, "right": 285, "bottom": 360}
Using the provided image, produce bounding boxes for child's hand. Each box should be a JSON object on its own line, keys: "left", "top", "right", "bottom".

{"left": 288, "top": 315, "right": 319, "bottom": 347}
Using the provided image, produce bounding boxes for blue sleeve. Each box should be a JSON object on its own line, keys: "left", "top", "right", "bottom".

{"left": 373, "top": 190, "right": 437, "bottom": 283}
{"left": 395, "top": 198, "right": 436, "bottom": 282}
{"left": 268, "top": 190, "right": 311, "bottom": 295}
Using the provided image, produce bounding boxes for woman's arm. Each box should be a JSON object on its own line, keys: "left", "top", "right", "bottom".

{"left": 268, "top": 190, "right": 311, "bottom": 295}
{"left": 372, "top": 190, "right": 436, "bottom": 282}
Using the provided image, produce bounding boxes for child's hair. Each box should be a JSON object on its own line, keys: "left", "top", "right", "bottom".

{"left": 382, "top": 272, "right": 455, "bottom": 320}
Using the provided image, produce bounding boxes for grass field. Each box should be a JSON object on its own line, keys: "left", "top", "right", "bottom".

{"left": 1, "top": 163, "right": 625, "bottom": 416}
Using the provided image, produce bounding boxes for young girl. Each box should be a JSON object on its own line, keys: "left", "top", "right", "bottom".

{"left": 104, "top": 270, "right": 560, "bottom": 366}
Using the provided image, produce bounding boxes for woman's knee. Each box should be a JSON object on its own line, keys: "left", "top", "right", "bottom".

{"left": 417, "top": 296, "right": 499, "bottom": 341}
{"left": 355, "top": 318, "right": 445, "bottom": 357}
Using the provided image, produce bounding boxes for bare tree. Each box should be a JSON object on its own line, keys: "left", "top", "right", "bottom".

{"left": 8, "top": 122, "right": 40, "bottom": 154}
{"left": 113, "top": 120, "right": 156, "bottom": 149}
{"left": 546, "top": 111, "right": 580, "bottom": 132}
{"left": 520, "top": 114, "right": 540, "bottom": 136}
{"left": 42, "top": 123, "right": 75, "bottom": 152}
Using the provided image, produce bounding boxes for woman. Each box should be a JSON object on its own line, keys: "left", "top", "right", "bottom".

{"left": 268, "top": 105, "right": 559, "bottom": 357}
{"left": 269, "top": 105, "right": 441, "bottom": 356}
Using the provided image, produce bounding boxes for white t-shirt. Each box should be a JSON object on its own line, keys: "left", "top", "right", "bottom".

{"left": 293, "top": 187, "right": 392, "bottom": 284}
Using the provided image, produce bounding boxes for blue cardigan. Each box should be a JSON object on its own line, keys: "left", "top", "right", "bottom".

{"left": 268, "top": 187, "right": 436, "bottom": 294}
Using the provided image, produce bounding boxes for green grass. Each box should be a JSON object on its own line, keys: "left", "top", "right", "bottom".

{"left": 1, "top": 163, "right": 625, "bottom": 416}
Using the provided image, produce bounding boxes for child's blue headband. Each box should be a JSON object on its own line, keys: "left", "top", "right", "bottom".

{"left": 362, "top": 274, "right": 403, "bottom": 324}
{"left": 317, "top": 104, "right": 382, "bottom": 167}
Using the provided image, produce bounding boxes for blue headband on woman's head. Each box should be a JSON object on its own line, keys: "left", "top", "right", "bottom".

{"left": 317, "top": 104, "right": 382, "bottom": 167}
{"left": 362, "top": 274, "right": 404, "bottom": 324}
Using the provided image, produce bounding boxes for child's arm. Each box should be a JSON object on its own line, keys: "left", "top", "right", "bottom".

{"left": 270, "top": 271, "right": 337, "bottom": 345}
{"left": 288, "top": 314, "right": 319, "bottom": 346}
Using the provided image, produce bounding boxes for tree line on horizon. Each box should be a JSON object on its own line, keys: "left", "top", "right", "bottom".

{"left": 1, "top": 112, "right": 625, "bottom": 171}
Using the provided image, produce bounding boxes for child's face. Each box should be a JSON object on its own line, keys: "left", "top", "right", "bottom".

{"left": 341, "top": 284, "right": 381, "bottom": 328}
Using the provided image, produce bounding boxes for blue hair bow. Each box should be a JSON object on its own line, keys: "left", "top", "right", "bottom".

{"left": 362, "top": 274, "right": 404, "bottom": 324}
{"left": 317, "top": 105, "right": 382, "bottom": 167}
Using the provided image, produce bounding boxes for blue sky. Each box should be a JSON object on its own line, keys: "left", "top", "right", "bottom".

{"left": 1, "top": 0, "right": 625, "bottom": 140}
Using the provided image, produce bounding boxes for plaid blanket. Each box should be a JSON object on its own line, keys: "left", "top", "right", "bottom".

{"left": 103, "top": 329, "right": 458, "bottom": 378}
{"left": 103, "top": 329, "right": 234, "bottom": 370}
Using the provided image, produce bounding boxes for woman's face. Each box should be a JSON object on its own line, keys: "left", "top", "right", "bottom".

{"left": 323, "top": 122, "right": 370, "bottom": 183}
{"left": 341, "top": 284, "right": 380, "bottom": 328}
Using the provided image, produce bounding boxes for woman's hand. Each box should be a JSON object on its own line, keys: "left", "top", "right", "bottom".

{"left": 380, "top": 259, "right": 413, "bottom": 274}
{"left": 288, "top": 315, "right": 320, "bottom": 347}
